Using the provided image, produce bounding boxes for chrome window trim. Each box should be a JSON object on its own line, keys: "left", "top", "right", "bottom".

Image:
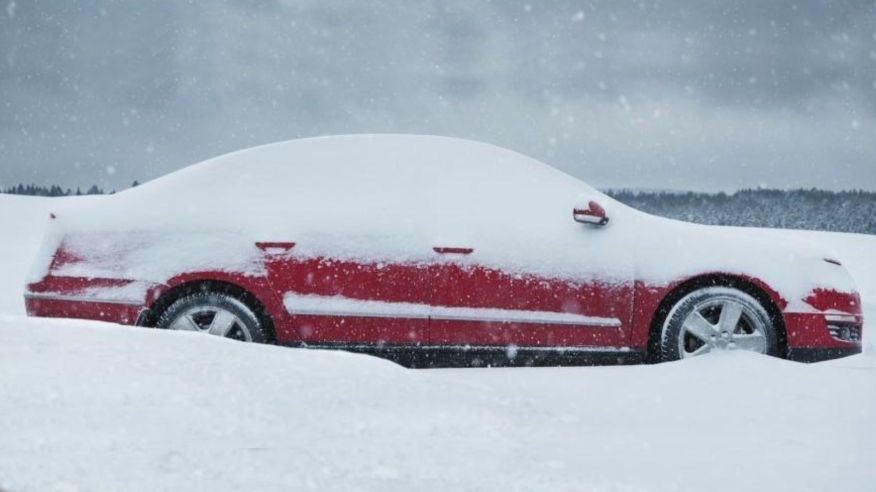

{"left": 303, "top": 342, "right": 633, "bottom": 353}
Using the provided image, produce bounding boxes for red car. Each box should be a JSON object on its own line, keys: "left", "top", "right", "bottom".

{"left": 24, "top": 135, "right": 863, "bottom": 366}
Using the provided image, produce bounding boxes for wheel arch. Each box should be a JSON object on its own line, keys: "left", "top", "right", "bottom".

{"left": 644, "top": 273, "right": 788, "bottom": 361}
{"left": 138, "top": 274, "right": 285, "bottom": 343}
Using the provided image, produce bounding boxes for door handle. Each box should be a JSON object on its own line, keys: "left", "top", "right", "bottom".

{"left": 433, "top": 246, "right": 474, "bottom": 255}
{"left": 256, "top": 241, "right": 296, "bottom": 253}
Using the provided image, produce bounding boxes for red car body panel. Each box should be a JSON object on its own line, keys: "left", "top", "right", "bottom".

{"left": 428, "top": 262, "right": 631, "bottom": 348}
{"left": 25, "top": 296, "right": 142, "bottom": 325}
{"left": 25, "top": 276, "right": 146, "bottom": 324}
{"left": 265, "top": 255, "right": 431, "bottom": 344}
{"left": 25, "top": 239, "right": 863, "bottom": 363}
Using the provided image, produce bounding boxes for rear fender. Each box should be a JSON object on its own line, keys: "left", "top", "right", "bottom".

{"left": 148, "top": 271, "right": 295, "bottom": 342}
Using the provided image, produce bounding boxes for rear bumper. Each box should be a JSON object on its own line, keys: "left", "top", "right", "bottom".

{"left": 25, "top": 294, "right": 146, "bottom": 325}
{"left": 24, "top": 275, "right": 154, "bottom": 325}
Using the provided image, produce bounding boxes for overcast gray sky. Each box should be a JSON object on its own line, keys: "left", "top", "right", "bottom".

{"left": 1, "top": 0, "right": 875, "bottom": 191}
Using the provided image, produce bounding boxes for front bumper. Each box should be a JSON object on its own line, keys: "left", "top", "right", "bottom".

{"left": 783, "top": 310, "right": 863, "bottom": 363}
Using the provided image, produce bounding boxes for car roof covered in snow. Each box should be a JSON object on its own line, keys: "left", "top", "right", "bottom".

{"left": 65, "top": 134, "right": 601, "bottom": 237}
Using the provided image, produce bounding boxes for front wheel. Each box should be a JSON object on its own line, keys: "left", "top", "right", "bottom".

{"left": 156, "top": 291, "right": 269, "bottom": 343}
{"left": 660, "top": 286, "right": 778, "bottom": 361}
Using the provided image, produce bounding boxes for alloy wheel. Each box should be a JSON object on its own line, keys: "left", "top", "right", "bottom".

{"left": 168, "top": 306, "right": 253, "bottom": 341}
{"left": 678, "top": 297, "right": 768, "bottom": 358}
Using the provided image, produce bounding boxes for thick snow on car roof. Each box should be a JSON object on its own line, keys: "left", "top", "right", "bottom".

{"left": 62, "top": 134, "right": 603, "bottom": 246}
{"left": 125, "top": 133, "right": 593, "bottom": 233}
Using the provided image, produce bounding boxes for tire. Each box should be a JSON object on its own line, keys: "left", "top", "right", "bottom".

{"left": 659, "top": 286, "right": 778, "bottom": 361}
{"left": 156, "top": 291, "right": 269, "bottom": 343}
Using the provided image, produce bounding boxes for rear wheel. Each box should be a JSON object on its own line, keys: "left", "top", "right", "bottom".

{"left": 660, "top": 286, "right": 777, "bottom": 361}
{"left": 156, "top": 292, "right": 269, "bottom": 343}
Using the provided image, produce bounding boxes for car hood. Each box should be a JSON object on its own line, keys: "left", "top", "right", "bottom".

{"left": 628, "top": 212, "right": 858, "bottom": 313}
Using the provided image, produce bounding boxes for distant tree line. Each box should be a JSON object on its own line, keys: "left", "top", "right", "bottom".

{"left": 1, "top": 183, "right": 115, "bottom": 196}
{"left": 2, "top": 183, "right": 874, "bottom": 234}
{"left": 606, "top": 188, "right": 876, "bottom": 235}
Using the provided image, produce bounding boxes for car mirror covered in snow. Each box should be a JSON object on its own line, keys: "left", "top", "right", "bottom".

{"left": 573, "top": 198, "right": 610, "bottom": 227}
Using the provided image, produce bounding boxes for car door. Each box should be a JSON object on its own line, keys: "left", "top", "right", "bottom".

{"left": 429, "top": 251, "right": 633, "bottom": 350}
{"left": 260, "top": 240, "right": 432, "bottom": 347}
{"left": 427, "top": 193, "right": 635, "bottom": 351}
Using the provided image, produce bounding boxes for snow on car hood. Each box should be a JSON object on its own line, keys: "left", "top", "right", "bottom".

{"left": 629, "top": 214, "right": 858, "bottom": 312}
{"left": 31, "top": 134, "right": 857, "bottom": 311}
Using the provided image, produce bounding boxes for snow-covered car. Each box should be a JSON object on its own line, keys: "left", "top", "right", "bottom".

{"left": 24, "top": 135, "right": 863, "bottom": 365}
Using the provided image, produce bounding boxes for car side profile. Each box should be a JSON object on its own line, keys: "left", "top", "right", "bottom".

{"left": 24, "top": 135, "right": 863, "bottom": 366}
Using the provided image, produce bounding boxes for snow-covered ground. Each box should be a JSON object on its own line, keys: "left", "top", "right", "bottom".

{"left": 0, "top": 193, "right": 874, "bottom": 492}
{"left": 1, "top": 315, "right": 874, "bottom": 492}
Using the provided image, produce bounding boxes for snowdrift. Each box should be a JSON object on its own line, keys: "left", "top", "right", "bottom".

{"left": 1, "top": 315, "right": 874, "bottom": 492}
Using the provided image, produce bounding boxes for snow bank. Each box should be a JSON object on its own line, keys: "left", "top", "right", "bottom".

{"left": 0, "top": 315, "right": 873, "bottom": 492}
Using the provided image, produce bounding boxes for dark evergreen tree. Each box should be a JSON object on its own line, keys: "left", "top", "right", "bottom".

{"left": 605, "top": 189, "right": 876, "bottom": 234}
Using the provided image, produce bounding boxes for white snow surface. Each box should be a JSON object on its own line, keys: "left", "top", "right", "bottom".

{"left": 0, "top": 316, "right": 874, "bottom": 492}
{"left": 28, "top": 136, "right": 860, "bottom": 312}
{"left": 0, "top": 192, "right": 875, "bottom": 491}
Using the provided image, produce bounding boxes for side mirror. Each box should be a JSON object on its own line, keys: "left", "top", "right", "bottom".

{"left": 573, "top": 200, "right": 610, "bottom": 226}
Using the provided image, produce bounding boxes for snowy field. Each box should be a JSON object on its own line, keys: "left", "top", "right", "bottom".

{"left": 1, "top": 194, "right": 874, "bottom": 492}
